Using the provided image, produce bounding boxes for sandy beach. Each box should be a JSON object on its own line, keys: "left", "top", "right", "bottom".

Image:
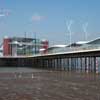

{"left": 0, "top": 68, "right": 100, "bottom": 100}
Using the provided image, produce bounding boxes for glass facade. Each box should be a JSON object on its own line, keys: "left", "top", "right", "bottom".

{"left": 9, "top": 37, "right": 41, "bottom": 56}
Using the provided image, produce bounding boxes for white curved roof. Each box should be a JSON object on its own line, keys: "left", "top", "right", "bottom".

{"left": 48, "top": 45, "right": 66, "bottom": 49}
{"left": 87, "top": 37, "right": 100, "bottom": 44}
{"left": 76, "top": 41, "right": 88, "bottom": 44}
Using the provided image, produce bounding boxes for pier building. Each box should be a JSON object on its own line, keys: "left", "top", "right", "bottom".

{"left": 3, "top": 37, "right": 49, "bottom": 56}
{"left": 46, "top": 38, "right": 100, "bottom": 54}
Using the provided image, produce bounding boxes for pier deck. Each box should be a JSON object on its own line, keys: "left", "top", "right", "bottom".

{"left": 0, "top": 48, "right": 100, "bottom": 73}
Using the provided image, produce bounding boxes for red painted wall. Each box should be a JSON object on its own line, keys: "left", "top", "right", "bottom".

{"left": 3, "top": 38, "right": 11, "bottom": 56}
{"left": 41, "top": 40, "right": 49, "bottom": 53}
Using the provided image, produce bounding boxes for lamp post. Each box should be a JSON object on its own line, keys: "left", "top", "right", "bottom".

{"left": 34, "top": 32, "right": 36, "bottom": 54}
{"left": 24, "top": 32, "right": 27, "bottom": 55}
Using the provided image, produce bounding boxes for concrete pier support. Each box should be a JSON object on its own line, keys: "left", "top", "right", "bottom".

{"left": 96, "top": 57, "right": 99, "bottom": 74}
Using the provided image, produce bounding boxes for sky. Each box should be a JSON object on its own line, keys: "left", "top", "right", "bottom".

{"left": 0, "top": 0, "right": 100, "bottom": 45}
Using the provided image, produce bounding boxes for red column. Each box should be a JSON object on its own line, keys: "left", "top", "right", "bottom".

{"left": 3, "top": 37, "right": 11, "bottom": 56}
{"left": 41, "top": 40, "right": 49, "bottom": 54}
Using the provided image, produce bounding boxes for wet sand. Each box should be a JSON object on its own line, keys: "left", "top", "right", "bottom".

{"left": 0, "top": 68, "right": 100, "bottom": 100}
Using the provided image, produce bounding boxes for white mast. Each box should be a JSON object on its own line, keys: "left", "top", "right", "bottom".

{"left": 66, "top": 20, "right": 73, "bottom": 48}
{"left": 82, "top": 22, "right": 88, "bottom": 41}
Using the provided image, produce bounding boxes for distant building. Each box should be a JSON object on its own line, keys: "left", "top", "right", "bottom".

{"left": 3, "top": 37, "right": 49, "bottom": 56}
